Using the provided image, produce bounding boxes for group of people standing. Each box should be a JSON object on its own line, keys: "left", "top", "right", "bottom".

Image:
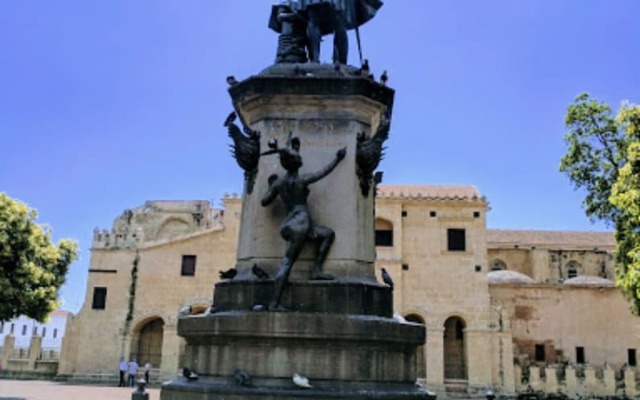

{"left": 118, "top": 357, "right": 152, "bottom": 387}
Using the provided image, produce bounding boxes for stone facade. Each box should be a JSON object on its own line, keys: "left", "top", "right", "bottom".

{"left": 58, "top": 186, "right": 640, "bottom": 397}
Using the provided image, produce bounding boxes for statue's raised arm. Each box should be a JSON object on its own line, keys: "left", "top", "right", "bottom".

{"left": 302, "top": 147, "right": 346, "bottom": 185}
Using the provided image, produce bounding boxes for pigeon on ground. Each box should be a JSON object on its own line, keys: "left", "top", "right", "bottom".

{"left": 293, "top": 373, "right": 312, "bottom": 388}
{"left": 219, "top": 268, "right": 237, "bottom": 280}
{"left": 183, "top": 367, "right": 198, "bottom": 381}
{"left": 226, "top": 75, "right": 239, "bottom": 86}
{"left": 252, "top": 264, "right": 270, "bottom": 280}
{"left": 234, "top": 368, "right": 252, "bottom": 386}
{"left": 178, "top": 305, "right": 192, "bottom": 317}
{"left": 381, "top": 268, "right": 394, "bottom": 289}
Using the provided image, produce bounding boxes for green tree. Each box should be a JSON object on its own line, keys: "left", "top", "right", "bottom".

{"left": 560, "top": 93, "right": 640, "bottom": 312}
{"left": 609, "top": 103, "right": 640, "bottom": 312}
{"left": 0, "top": 193, "right": 78, "bottom": 322}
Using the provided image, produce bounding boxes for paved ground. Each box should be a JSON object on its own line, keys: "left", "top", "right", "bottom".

{"left": 0, "top": 380, "right": 161, "bottom": 400}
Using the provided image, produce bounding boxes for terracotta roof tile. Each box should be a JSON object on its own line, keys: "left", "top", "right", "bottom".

{"left": 377, "top": 185, "right": 482, "bottom": 200}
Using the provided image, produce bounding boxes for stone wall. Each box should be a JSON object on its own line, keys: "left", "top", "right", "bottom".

{"left": 489, "top": 279, "right": 637, "bottom": 370}
{"left": 515, "top": 363, "right": 639, "bottom": 398}
{"left": 0, "top": 335, "right": 59, "bottom": 378}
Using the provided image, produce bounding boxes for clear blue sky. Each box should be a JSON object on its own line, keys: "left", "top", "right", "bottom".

{"left": 1, "top": 1, "right": 638, "bottom": 313}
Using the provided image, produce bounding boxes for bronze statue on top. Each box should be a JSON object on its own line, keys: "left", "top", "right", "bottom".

{"left": 269, "top": 0, "right": 383, "bottom": 64}
{"left": 261, "top": 134, "right": 346, "bottom": 310}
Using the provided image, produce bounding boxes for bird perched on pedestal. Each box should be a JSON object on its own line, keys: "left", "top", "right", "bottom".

{"left": 183, "top": 367, "right": 198, "bottom": 381}
{"left": 293, "top": 373, "right": 313, "bottom": 388}
{"left": 252, "top": 264, "right": 270, "bottom": 280}
{"left": 380, "top": 70, "right": 388, "bottom": 86}
{"left": 219, "top": 268, "right": 237, "bottom": 280}
{"left": 226, "top": 75, "right": 238, "bottom": 86}
{"left": 178, "top": 305, "right": 192, "bottom": 317}
{"left": 359, "top": 59, "right": 370, "bottom": 77}
{"left": 234, "top": 368, "right": 252, "bottom": 386}
{"left": 381, "top": 268, "right": 394, "bottom": 289}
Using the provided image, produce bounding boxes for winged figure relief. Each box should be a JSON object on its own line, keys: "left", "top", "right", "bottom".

{"left": 224, "top": 111, "right": 261, "bottom": 194}
{"left": 356, "top": 119, "right": 390, "bottom": 196}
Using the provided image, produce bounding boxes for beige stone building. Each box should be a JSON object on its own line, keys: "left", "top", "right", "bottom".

{"left": 59, "top": 185, "right": 640, "bottom": 397}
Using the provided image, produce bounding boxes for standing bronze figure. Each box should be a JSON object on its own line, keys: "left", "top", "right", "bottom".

{"left": 269, "top": 0, "right": 383, "bottom": 64}
{"left": 261, "top": 134, "right": 346, "bottom": 310}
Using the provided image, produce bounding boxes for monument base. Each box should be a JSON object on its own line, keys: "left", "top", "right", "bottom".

{"left": 213, "top": 280, "right": 392, "bottom": 316}
{"left": 162, "top": 378, "right": 435, "bottom": 400}
{"left": 160, "top": 312, "right": 431, "bottom": 399}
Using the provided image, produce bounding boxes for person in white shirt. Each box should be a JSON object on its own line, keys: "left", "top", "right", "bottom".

{"left": 127, "top": 359, "right": 139, "bottom": 387}
{"left": 144, "top": 361, "right": 152, "bottom": 383}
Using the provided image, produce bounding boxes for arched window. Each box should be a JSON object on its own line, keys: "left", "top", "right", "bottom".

{"left": 375, "top": 218, "right": 394, "bottom": 247}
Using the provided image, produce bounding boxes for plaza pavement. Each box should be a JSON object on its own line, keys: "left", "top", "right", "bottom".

{"left": 0, "top": 379, "right": 481, "bottom": 400}
{"left": 0, "top": 379, "right": 161, "bottom": 400}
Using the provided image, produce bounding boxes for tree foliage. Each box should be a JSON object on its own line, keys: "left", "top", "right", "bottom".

{"left": 560, "top": 93, "right": 640, "bottom": 312}
{"left": 609, "top": 103, "right": 640, "bottom": 312}
{"left": 0, "top": 193, "right": 78, "bottom": 322}
{"left": 560, "top": 93, "right": 627, "bottom": 224}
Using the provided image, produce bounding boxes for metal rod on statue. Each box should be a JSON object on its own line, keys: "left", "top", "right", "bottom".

{"left": 355, "top": 25, "right": 363, "bottom": 65}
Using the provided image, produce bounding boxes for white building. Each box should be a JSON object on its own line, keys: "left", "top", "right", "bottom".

{"left": 0, "top": 310, "right": 70, "bottom": 351}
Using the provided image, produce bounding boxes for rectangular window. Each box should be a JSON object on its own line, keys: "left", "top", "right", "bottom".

{"left": 33, "top": 326, "right": 38, "bottom": 336}
{"left": 576, "top": 347, "right": 585, "bottom": 364}
{"left": 535, "top": 344, "right": 545, "bottom": 362}
{"left": 629, "top": 349, "right": 637, "bottom": 367}
{"left": 375, "top": 230, "right": 393, "bottom": 247}
{"left": 22, "top": 325, "right": 27, "bottom": 336}
{"left": 0, "top": 322, "right": 3, "bottom": 333}
{"left": 181, "top": 255, "right": 197, "bottom": 276}
{"left": 447, "top": 229, "right": 466, "bottom": 251}
{"left": 54, "top": 329, "right": 58, "bottom": 339}
{"left": 42, "top": 327, "right": 46, "bottom": 338}
{"left": 92, "top": 287, "right": 107, "bottom": 310}
{"left": 10, "top": 323, "right": 14, "bottom": 334}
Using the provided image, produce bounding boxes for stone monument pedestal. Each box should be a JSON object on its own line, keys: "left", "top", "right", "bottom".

{"left": 161, "top": 64, "right": 432, "bottom": 400}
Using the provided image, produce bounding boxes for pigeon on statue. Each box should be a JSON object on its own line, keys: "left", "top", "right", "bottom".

{"left": 252, "top": 264, "right": 270, "bottom": 280}
{"left": 219, "top": 268, "right": 237, "bottom": 280}
{"left": 178, "top": 305, "right": 192, "bottom": 317}
{"left": 359, "top": 59, "right": 370, "bottom": 77}
{"left": 226, "top": 75, "right": 238, "bottom": 86}
{"left": 182, "top": 367, "right": 198, "bottom": 381}
{"left": 293, "top": 373, "right": 313, "bottom": 388}
{"left": 381, "top": 268, "right": 394, "bottom": 289}
{"left": 234, "top": 368, "right": 252, "bottom": 386}
{"left": 380, "top": 70, "right": 388, "bottom": 86}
